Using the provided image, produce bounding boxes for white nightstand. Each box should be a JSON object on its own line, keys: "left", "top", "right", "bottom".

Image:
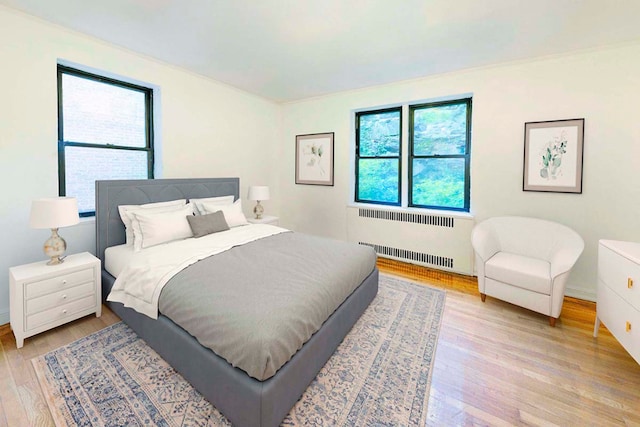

{"left": 247, "top": 215, "right": 279, "bottom": 226}
{"left": 9, "top": 252, "right": 101, "bottom": 348}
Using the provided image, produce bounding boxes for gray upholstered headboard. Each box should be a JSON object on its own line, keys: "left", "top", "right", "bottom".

{"left": 95, "top": 178, "right": 239, "bottom": 266}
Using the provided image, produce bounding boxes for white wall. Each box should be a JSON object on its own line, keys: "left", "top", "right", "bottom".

{"left": 0, "top": 7, "right": 281, "bottom": 324}
{"left": 279, "top": 42, "right": 640, "bottom": 300}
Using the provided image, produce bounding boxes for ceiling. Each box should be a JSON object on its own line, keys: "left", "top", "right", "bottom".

{"left": 3, "top": 0, "right": 640, "bottom": 102}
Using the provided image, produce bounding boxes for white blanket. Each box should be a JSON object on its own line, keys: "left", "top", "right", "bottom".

{"left": 107, "top": 224, "right": 288, "bottom": 319}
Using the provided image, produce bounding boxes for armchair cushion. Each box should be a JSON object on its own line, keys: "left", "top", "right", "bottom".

{"left": 485, "top": 252, "right": 551, "bottom": 295}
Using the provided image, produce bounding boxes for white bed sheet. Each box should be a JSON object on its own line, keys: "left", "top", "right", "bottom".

{"left": 104, "top": 244, "right": 134, "bottom": 278}
{"left": 107, "top": 224, "right": 288, "bottom": 319}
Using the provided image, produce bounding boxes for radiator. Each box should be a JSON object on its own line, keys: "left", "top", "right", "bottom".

{"left": 346, "top": 206, "right": 475, "bottom": 275}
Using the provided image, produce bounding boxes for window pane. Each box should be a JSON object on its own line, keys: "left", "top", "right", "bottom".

{"left": 358, "top": 159, "right": 399, "bottom": 204}
{"left": 65, "top": 146, "right": 149, "bottom": 214}
{"left": 62, "top": 74, "right": 147, "bottom": 148}
{"left": 358, "top": 111, "right": 400, "bottom": 157}
{"left": 412, "top": 158, "right": 465, "bottom": 209}
{"left": 413, "top": 103, "right": 467, "bottom": 156}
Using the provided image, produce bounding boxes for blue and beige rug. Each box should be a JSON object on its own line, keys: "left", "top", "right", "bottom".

{"left": 33, "top": 275, "right": 445, "bottom": 426}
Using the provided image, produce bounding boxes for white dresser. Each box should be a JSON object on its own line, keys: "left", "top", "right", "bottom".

{"left": 10, "top": 252, "right": 101, "bottom": 348}
{"left": 594, "top": 240, "right": 640, "bottom": 364}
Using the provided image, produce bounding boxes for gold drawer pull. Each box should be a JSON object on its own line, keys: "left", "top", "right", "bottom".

{"left": 629, "top": 278, "right": 634, "bottom": 289}
{"left": 626, "top": 321, "right": 632, "bottom": 332}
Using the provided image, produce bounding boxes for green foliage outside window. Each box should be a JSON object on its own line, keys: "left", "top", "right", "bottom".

{"left": 356, "top": 109, "right": 401, "bottom": 204}
{"left": 412, "top": 158, "right": 465, "bottom": 209}
{"left": 358, "top": 159, "right": 399, "bottom": 203}
{"left": 411, "top": 101, "right": 470, "bottom": 210}
{"left": 359, "top": 112, "right": 400, "bottom": 156}
{"left": 413, "top": 103, "right": 467, "bottom": 156}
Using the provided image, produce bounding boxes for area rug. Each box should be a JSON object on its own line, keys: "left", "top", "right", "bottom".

{"left": 33, "top": 275, "right": 445, "bottom": 426}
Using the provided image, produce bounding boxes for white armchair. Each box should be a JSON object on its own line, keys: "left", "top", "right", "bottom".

{"left": 471, "top": 216, "right": 584, "bottom": 326}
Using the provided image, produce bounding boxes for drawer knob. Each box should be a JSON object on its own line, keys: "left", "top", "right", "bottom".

{"left": 62, "top": 309, "right": 67, "bottom": 315}
{"left": 629, "top": 278, "right": 634, "bottom": 289}
{"left": 626, "top": 321, "right": 632, "bottom": 333}
{"left": 62, "top": 294, "right": 67, "bottom": 300}
{"left": 62, "top": 280, "right": 67, "bottom": 285}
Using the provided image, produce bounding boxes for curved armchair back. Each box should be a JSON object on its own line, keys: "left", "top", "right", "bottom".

{"left": 474, "top": 216, "right": 584, "bottom": 264}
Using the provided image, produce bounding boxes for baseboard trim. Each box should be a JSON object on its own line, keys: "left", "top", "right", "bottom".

{"left": 0, "top": 308, "right": 9, "bottom": 327}
{"left": 566, "top": 287, "right": 596, "bottom": 302}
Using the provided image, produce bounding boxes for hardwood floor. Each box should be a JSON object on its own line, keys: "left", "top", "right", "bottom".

{"left": 377, "top": 258, "right": 640, "bottom": 426}
{"left": 1, "top": 259, "right": 639, "bottom": 426}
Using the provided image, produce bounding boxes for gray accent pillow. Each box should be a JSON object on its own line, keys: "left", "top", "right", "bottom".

{"left": 186, "top": 211, "right": 230, "bottom": 238}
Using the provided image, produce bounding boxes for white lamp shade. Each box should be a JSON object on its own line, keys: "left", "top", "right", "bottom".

{"left": 248, "top": 186, "right": 270, "bottom": 201}
{"left": 29, "top": 197, "right": 80, "bottom": 229}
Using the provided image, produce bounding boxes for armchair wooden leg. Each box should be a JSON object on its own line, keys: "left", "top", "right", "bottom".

{"left": 549, "top": 317, "right": 557, "bottom": 327}
{"left": 480, "top": 293, "right": 486, "bottom": 302}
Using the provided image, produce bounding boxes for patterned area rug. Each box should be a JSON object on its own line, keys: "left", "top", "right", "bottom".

{"left": 33, "top": 275, "right": 445, "bottom": 426}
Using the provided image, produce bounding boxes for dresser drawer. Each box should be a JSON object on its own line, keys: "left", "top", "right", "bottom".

{"left": 598, "top": 245, "right": 640, "bottom": 309}
{"left": 597, "top": 280, "right": 640, "bottom": 364}
{"left": 26, "top": 294, "right": 96, "bottom": 331}
{"left": 25, "top": 268, "right": 94, "bottom": 299}
{"left": 25, "top": 282, "right": 95, "bottom": 315}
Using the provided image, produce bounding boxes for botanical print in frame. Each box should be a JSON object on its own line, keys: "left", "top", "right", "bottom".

{"left": 523, "top": 118, "right": 584, "bottom": 193}
{"left": 295, "top": 132, "right": 334, "bottom": 186}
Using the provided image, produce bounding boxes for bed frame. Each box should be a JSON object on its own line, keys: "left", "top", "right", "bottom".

{"left": 95, "top": 178, "right": 379, "bottom": 427}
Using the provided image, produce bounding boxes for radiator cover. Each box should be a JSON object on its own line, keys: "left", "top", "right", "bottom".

{"left": 347, "top": 207, "right": 474, "bottom": 275}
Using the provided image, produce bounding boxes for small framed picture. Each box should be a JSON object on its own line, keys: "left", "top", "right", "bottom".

{"left": 523, "top": 118, "right": 585, "bottom": 193}
{"left": 295, "top": 132, "right": 334, "bottom": 186}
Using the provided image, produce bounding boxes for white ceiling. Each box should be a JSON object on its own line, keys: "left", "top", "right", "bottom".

{"left": 3, "top": 0, "right": 640, "bottom": 102}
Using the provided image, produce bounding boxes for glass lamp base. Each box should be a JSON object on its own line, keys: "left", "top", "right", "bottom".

{"left": 253, "top": 201, "right": 264, "bottom": 219}
{"left": 44, "top": 228, "right": 67, "bottom": 265}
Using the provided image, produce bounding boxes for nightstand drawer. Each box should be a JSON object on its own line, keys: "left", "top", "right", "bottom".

{"left": 599, "top": 245, "right": 640, "bottom": 308}
{"left": 26, "top": 294, "right": 96, "bottom": 331}
{"left": 26, "top": 282, "right": 95, "bottom": 315}
{"left": 598, "top": 280, "right": 640, "bottom": 363}
{"left": 25, "top": 268, "right": 94, "bottom": 299}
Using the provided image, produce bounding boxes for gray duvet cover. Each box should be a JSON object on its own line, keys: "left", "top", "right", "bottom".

{"left": 158, "top": 231, "right": 376, "bottom": 381}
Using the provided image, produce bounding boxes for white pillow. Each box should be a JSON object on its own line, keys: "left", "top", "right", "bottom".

{"left": 191, "top": 195, "right": 235, "bottom": 215}
{"left": 118, "top": 199, "right": 187, "bottom": 246}
{"left": 131, "top": 203, "right": 195, "bottom": 251}
{"left": 201, "top": 199, "right": 248, "bottom": 228}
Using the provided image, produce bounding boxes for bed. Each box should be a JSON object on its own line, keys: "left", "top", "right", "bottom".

{"left": 95, "top": 178, "right": 379, "bottom": 427}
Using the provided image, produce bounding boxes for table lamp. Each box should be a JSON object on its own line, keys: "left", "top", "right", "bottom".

{"left": 247, "top": 186, "right": 270, "bottom": 219}
{"left": 29, "top": 197, "right": 80, "bottom": 265}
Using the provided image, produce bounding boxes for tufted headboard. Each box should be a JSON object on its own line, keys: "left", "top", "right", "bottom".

{"left": 95, "top": 178, "right": 239, "bottom": 267}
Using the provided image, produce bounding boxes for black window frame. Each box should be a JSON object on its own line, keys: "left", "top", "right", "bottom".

{"left": 355, "top": 107, "right": 403, "bottom": 206}
{"left": 408, "top": 98, "right": 472, "bottom": 212}
{"left": 57, "top": 64, "right": 154, "bottom": 217}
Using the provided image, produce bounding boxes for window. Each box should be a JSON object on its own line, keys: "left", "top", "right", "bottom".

{"left": 409, "top": 99, "right": 471, "bottom": 211}
{"left": 355, "top": 98, "right": 471, "bottom": 212}
{"left": 58, "top": 65, "right": 154, "bottom": 216}
{"left": 355, "top": 107, "right": 402, "bottom": 205}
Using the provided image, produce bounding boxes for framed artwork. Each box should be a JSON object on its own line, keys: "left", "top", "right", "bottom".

{"left": 295, "top": 132, "right": 334, "bottom": 186}
{"left": 523, "top": 118, "right": 584, "bottom": 193}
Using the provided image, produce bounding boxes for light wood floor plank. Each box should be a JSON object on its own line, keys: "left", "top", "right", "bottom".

{"left": 0, "top": 260, "right": 638, "bottom": 425}
{"left": 17, "top": 381, "right": 54, "bottom": 427}
{"left": 0, "top": 339, "right": 31, "bottom": 426}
